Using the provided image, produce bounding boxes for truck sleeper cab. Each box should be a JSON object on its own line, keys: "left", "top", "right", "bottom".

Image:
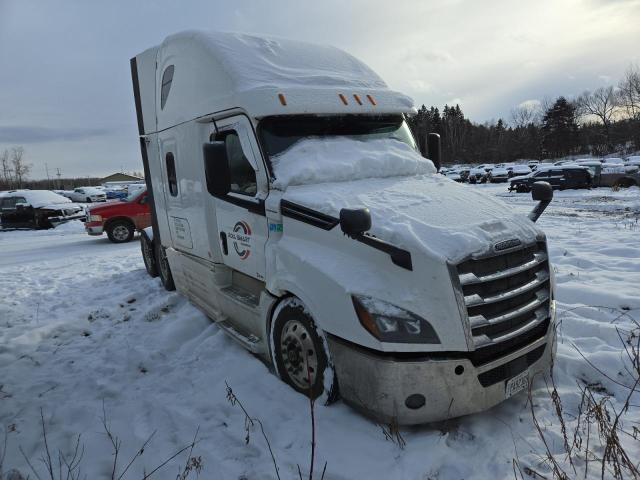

{"left": 131, "top": 31, "right": 556, "bottom": 425}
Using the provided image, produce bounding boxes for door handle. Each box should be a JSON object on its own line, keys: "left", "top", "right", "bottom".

{"left": 220, "top": 232, "right": 228, "bottom": 255}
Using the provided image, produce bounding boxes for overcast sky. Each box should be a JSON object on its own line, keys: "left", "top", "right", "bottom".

{"left": 1, "top": 0, "right": 639, "bottom": 179}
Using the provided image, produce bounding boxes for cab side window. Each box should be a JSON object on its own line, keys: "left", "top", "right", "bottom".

{"left": 1, "top": 197, "right": 16, "bottom": 209}
{"left": 166, "top": 152, "right": 178, "bottom": 196}
{"left": 218, "top": 132, "right": 257, "bottom": 196}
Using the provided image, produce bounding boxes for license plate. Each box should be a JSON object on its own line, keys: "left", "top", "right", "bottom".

{"left": 505, "top": 371, "right": 529, "bottom": 398}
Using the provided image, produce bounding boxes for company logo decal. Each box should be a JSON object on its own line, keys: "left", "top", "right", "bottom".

{"left": 228, "top": 221, "right": 252, "bottom": 260}
{"left": 269, "top": 222, "right": 283, "bottom": 233}
{"left": 494, "top": 238, "right": 522, "bottom": 252}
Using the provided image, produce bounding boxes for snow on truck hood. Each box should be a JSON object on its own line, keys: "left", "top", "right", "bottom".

{"left": 276, "top": 138, "right": 540, "bottom": 262}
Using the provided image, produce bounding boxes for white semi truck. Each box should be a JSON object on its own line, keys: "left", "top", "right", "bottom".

{"left": 130, "top": 31, "right": 556, "bottom": 424}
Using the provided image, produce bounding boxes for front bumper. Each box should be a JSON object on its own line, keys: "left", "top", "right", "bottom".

{"left": 49, "top": 210, "right": 86, "bottom": 227}
{"left": 85, "top": 222, "right": 104, "bottom": 235}
{"left": 328, "top": 301, "right": 556, "bottom": 425}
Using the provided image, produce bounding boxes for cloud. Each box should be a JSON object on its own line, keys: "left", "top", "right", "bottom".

{"left": 407, "top": 80, "right": 434, "bottom": 92}
{"left": 518, "top": 99, "right": 542, "bottom": 110}
{"left": 0, "top": 126, "right": 114, "bottom": 144}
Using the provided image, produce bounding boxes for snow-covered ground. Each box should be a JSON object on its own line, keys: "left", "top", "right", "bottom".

{"left": 1, "top": 185, "right": 639, "bottom": 479}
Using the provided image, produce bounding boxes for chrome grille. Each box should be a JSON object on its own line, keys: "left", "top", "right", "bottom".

{"left": 456, "top": 241, "right": 551, "bottom": 350}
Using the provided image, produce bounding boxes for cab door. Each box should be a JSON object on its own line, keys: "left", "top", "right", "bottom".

{"left": 207, "top": 116, "right": 269, "bottom": 281}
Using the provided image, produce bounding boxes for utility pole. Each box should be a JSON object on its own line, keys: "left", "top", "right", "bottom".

{"left": 56, "top": 168, "right": 62, "bottom": 189}
{"left": 45, "top": 162, "right": 51, "bottom": 189}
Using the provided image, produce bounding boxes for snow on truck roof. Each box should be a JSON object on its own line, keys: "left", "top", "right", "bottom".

{"left": 135, "top": 31, "right": 414, "bottom": 133}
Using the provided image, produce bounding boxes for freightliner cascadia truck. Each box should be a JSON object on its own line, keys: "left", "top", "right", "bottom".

{"left": 130, "top": 31, "right": 556, "bottom": 424}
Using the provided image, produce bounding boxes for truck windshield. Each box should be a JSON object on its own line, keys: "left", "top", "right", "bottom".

{"left": 258, "top": 114, "right": 417, "bottom": 160}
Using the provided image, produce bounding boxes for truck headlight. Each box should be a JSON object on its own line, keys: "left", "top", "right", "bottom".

{"left": 88, "top": 214, "right": 102, "bottom": 222}
{"left": 352, "top": 295, "right": 440, "bottom": 344}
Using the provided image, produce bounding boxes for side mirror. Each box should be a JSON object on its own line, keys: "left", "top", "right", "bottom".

{"left": 531, "top": 181, "right": 553, "bottom": 202}
{"left": 528, "top": 181, "right": 553, "bottom": 222}
{"left": 203, "top": 141, "right": 231, "bottom": 197}
{"left": 427, "top": 133, "right": 441, "bottom": 171}
{"left": 339, "top": 208, "right": 371, "bottom": 237}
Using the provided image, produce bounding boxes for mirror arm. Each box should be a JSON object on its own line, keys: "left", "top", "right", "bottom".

{"left": 528, "top": 199, "right": 551, "bottom": 222}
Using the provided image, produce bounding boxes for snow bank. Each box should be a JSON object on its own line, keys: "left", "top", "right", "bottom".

{"left": 271, "top": 137, "right": 435, "bottom": 189}
{"left": 1, "top": 187, "right": 639, "bottom": 479}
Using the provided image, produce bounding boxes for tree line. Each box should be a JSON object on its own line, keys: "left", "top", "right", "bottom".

{"left": 408, "top": 64, "right": 640, "bottom": 165}
{"left": 1, "top": 147, "right": 31, "bottom": 190}
{"left": 0, "top": 146, "right": 145, "bottom": 191}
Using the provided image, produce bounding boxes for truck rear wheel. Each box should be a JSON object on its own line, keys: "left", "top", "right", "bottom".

{"left": 271, "top": 299, "right": 337, "bottom": 402}
{"left": 140, "top": 231, "right": 158, "bottom": 278}
{"left": 156, "top": 244, "right": 175, "bottom": 291}
{"left": 106, "top": 220, "right": 134, "bottom": 243}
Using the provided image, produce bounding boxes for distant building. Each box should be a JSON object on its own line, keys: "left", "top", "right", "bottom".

{"left": 100, "top": 173, "right": 144, "bottom": 184}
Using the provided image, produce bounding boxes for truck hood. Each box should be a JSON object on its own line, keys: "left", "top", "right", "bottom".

{"left": 282, "top": 174, "right": 541, "bottom": 263}
{"left": 88, "top": 200, "right": 125, "bottom": 214}
{"left": 40, "top": 203, "right": 82, "bottom": 212}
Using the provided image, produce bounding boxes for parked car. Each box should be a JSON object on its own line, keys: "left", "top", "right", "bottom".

{"left": 576, "top": 161, "right": 640, "bottom": 188}
{"left": 0, "top": 190, "right": 84, "bottom": 229}
{"left": 85, "top": 189, "right": 151, "bottom": 242}
{"left": 457, "top": 168, "right": 470, "bottom": 182}
{"left": 104, "top": 186, "right": 128, "bottom": 199}
{"left": 444, "top": 170, "right": 463, "bottom": 182}
{"left": 63, "top": 187, "right": 107, "bottom": 203}
{"left": 126, "top": 183, "right": 146, "bottom": 197}
{"left": 625, "top": 155, "right": 640, "bottom": 167}
{"left": 508, "top": 165, "right": 532, "bottom": 178}
{"left": 468, "top": 165, "right": 490, "bottom": 183}
{"left": 509, "top": 166, "right": 591, "bottom": 192}
{"left": 487, "top": 167, "right": 509, "bottom": 183}
{"left": 602, "top": 157, "right": 624, "bottom": 165}
{"left": 131, "top": 31, "right": 557, "bottom": 425}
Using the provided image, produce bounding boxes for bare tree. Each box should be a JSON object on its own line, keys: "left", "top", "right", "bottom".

{"left": 10, "top": 147, "right": 30, "bottom": 189}
{"left": 511, "top": 102, "right": 541, "bottom": 129}
{"left": 575, "top": 86, "right": 620, "bottom": 150}
{"left": 618, "top": 64, "right": 640, "bottom": 120}
{"left": 1, "top": 149, "right": 12, "bottom": 188}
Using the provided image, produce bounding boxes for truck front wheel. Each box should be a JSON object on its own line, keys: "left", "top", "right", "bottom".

{"left": 271, "top": 299, "right": 337, "bottom": 403}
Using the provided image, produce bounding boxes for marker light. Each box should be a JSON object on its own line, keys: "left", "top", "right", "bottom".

{"left": 353, "top": 94, "right": 363, "bottom": 105}
{"left": 278, "top": 93, "right": 287, "bottom": 106}
{"left": 366, "top": 94, "right": 376, "bottom": 105}
{"left": 338, "top": 93, "right": 348, "bottom": 105}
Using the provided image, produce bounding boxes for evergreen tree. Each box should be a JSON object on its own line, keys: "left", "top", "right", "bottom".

{"left": 541, "top": 97, "right": 579, "bottom": 158}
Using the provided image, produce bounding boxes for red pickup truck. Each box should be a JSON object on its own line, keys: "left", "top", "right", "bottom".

{"left": 85, "top": 190, "right": 151, "bottom": 243}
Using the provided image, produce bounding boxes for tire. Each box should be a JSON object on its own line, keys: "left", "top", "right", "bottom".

{"left": 140, "top": 232, "right": 158, "bottom": 278}
{"left": 106, "top": 220, "right": 134, "bottom": 243}
{"left": 614, "top": 178, "right": 636, "bottom": 189}
{"left": 271, "top": 299, "right": 337, "bottom": 402}
{"left": 86, "top": 197, "right": 92, "bottom": 203}
{"left": 156, "top": 243, "right": 175, "bottom": 291}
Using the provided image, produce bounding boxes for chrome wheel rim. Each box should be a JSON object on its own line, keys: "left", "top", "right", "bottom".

{"left": 279, "top": 319, "right": 318, "bottom": 389}
{"left": 113, "top": 225, "right": 130, "bottom": 241}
